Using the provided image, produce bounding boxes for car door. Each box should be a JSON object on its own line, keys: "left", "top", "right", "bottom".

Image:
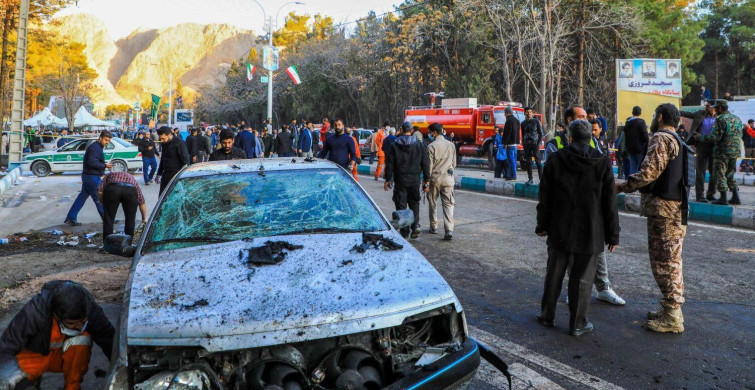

{"left": 104, "top": 141, "right": 116, "bottom": 163}
{"left": 53, "top": 140, "right": 85, "bottom": 171}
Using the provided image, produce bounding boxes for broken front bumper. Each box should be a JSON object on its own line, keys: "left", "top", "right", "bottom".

{"left": 386, "top": 338, "right": 480, "bottom": 390}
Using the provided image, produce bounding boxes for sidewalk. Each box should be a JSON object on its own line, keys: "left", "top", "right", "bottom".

{"left": 357, "top": 163, "right": 755, "bottom": 229}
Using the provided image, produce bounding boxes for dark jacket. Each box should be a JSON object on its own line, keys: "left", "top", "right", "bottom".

{"left": 185, "top": 135, "right": 199, "bottom": 158}
{"left": 385, "top": 135, "right": 430, "bottom": 186}
{"left": 680, "top": 109, "right": 706, "bottom": 136}
{"left": 0, "top": 281, "right": 114, "bottom": 369}
{"left": 262, "top": 134, "right": 274, "bottom": 155}
{"left": 521, "top": 118, "right": 543, "bottom": 146}
{"left": 234, "top": 130, "right": 259, "bottom": 158}
{"left": 297, "top": 129, "right": 313, "bottom": 153}
{"left": 275, "top": 130, "right": 295, "bottom": 155}
{"left": 198, "top": 135, "right": 212, "bottom": 155}
{"left": 624, "top": 117, "right": 649, "bottom": 155}
{"left": 138, "top": 138, "right": 159, "bottom": 159}
{"left": 82, "top": 141, "right": 106, "bottom": 176}
{"left": 536, "top": 143, "right": 619, "bottom": 255}
{"left": 317, "top": 132, "right": 356, "bottom": 169}
{"left": 382, "top": 134, "right": 397, "bottom": 155}
{"left": 502, "top": 115, "right": 521, "bottom": 145}
{"left": 209, "top": 147, "right": 247, "bottom": 161}
{"left": 157, "top": 136, "right": 190, "bottom": 176}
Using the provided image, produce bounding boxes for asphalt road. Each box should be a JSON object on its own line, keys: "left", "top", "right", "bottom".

{"left": 1, "top": 170, "right": 754, "bottom": 389}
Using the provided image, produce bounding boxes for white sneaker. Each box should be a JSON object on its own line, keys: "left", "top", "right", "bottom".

{"left": 597, "top": 288, "right": 626, "bottom": 305}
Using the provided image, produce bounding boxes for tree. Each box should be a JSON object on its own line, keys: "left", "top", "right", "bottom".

{"left": 105, "top": 104, "right": 132, "bottom": 119}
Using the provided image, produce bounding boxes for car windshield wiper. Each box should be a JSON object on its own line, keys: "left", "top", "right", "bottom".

{"left": 285, "top": 227, "right": 365, "bottom": 235}
{"left": 149, "top": 237, "right": 232, "bottom": 246}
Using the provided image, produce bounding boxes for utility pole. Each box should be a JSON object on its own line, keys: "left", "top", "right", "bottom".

{"left": 266, "top": 15, "right": 273, "bottom": 132}
{"left": 169, "top": 73, "right": 173, "bottom": 128}
{"left": 6, "top": 0, "right": 29, "bottom": 165}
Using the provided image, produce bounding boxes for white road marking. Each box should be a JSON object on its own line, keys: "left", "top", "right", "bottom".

{"left": 470, "top": 326, "right": 626, "bottom": 390}
{"left": 509, "top": 363, "right": 566, "bottom": 390}
{"left": 456, "top": 189, "right": 755, "bottom": 235}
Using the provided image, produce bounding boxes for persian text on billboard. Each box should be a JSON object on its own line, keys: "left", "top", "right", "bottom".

{"left": 616, "top": 59, "right": 682, "bottom": 98}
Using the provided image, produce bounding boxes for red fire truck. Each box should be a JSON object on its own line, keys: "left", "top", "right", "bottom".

{"left": 404, "top": 98, "right": 543, "bottom": 169}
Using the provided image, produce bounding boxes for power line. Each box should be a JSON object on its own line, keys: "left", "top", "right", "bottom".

{"left": 331, "top": 0, "right": 438, "bottom": 29}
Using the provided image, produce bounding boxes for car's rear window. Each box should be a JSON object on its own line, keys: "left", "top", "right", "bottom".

{"left": 144, "top": 168, "right": 388, "bottom": 253}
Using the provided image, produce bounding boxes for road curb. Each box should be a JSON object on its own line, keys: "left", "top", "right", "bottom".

{"left": 0, "top": 167, "right": 21, "bottom": 198}
{"left": 357, "top": 163, "right": 755, "bottom": 229}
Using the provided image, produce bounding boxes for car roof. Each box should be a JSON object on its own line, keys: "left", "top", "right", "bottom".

{"left": 179, "top": 158, "right": 343, "bottom": 178}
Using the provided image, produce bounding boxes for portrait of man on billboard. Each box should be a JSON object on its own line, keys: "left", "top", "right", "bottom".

{"left": 667, "top": 61, "right": 681, "bottom": 78}
{"left": 619, "top": 61, "right": 633, "bottom": 78}
{"left": 642, "top": 61, "right": 656, "bottom": 78}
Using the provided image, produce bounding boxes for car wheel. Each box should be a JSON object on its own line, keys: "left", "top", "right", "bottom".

{"left": 31, "top": 160, "right": 51, "bottom": 177}
{"left": 110, "top": 160, "right": 128, "bottom": 173}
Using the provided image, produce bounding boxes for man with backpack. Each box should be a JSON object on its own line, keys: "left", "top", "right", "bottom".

{"left": 616, "top": 103, "right": 692, "bottom": 334}
{"left": 521, "top": 107, "right": 544, "bottom": 185}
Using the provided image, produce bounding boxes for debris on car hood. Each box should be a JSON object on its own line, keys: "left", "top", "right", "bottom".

{"left": 350, "top": 232, "right": 403, "bottom": 253}
{"left": 244, "top": 241, "right": 304, "bottom": 265}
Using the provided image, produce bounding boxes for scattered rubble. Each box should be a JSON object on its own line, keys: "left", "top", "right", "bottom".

{"left": 245, "top": 241, "right": 303, "bottom": 266}
{"left": 350, "top": 233, "right": 403, "bottom": 253}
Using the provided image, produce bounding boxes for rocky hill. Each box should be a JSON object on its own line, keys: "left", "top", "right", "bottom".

{"left": 51, "top": 14, "right": 257, "bottom": 107}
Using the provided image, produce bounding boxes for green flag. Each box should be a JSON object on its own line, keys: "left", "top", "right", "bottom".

{"left": 150, "top": 94, "right": 161, "bottom": 121}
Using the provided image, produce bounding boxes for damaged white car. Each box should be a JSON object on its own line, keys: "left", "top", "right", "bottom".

{"left": 104, "top": 159, "right": 502, "bottom": 390}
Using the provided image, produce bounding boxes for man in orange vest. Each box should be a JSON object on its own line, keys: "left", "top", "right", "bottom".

{"left": 0, "top": 281, "right": 114, "bottom": 390}
{"left": 374, "top": 122, "right": 388, "bottom": 180}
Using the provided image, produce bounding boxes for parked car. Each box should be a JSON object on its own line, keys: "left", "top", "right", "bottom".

{"left": 104, "top": 159, "right": 481, "bottom": 390}
{"left": 353, "top": 128, "right": 374, "bottom": 156}
{"left": 20, "top": 137, "right": 142, "bottom": 177}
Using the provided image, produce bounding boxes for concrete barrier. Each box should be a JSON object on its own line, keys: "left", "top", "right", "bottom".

{"left": 0, "top": 167, "right": 21, "bottom": 198}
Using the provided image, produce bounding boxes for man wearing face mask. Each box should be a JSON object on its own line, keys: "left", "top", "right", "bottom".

{"left": 0, "top": 281, "right": 114, "bottom": 390}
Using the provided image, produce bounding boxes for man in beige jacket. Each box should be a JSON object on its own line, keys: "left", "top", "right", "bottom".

{"left": 427, "top": 123, "right": 457, "bottom": 240}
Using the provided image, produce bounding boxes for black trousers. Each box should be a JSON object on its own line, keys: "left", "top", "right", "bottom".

{"left": 695, "top": 145, "right": 716, "bottom": 198}
{"left": 159, "top": 171, "right": 178, "bottom": 195}
{"left": 540, "top": 246, "right": 599, "bottom": 330}
{"left": 494, "top": 159, "right": 507, "bottom": 178}
{"left": 103, "top": 185, "right": 139, "bottom": 238}
{"left": 392, "top": 183, "right": 421, "bottom": 235}
{"left": 522, "top": 144, "right": 542, "bottom": 179}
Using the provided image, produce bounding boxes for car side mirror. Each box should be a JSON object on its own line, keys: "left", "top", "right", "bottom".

{"left": 390, "top": 210, "right": 414, "bottom": 230}
{"left": 104, "top": 234, "right": 136, "bottom": 257}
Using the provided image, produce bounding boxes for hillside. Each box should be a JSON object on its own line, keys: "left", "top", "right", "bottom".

{"left": 51, "top": 14, "right": 257, "bottom": 107}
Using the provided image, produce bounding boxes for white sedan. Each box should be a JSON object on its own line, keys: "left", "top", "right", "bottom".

{"left": 20, "top": 137, "right": 143, "bottom": 177}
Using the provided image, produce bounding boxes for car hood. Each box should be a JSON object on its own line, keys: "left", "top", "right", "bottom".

{"left": 126, "top": 232, "right": 461, "bottom": 352}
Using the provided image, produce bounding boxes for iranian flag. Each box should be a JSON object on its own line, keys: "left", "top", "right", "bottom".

{"left": 246, "top": 63, "right": 256, "bottom": 81}
{"left": 286, "top": 66, "right": 302, "bottom": 85}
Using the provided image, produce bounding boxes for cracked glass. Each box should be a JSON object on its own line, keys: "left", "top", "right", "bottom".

{"left": 144, "top": 168, "right": 388, "bottom": 253}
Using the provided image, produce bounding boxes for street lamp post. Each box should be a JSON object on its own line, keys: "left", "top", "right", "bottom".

{"left": 252, "top": 0, "right": 304, "bottom": 132}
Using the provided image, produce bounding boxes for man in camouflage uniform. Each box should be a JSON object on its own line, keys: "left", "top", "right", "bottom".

{"left": 698, "top": 99, "right": 743, "bottom": 205}
{"left": 616, "top": 103, "right": 687, "bottom": 333}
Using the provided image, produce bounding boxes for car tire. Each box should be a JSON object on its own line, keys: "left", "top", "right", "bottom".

{"left": 31, "top": 160, "right": 51, "bottom": 177}
{"left": 110, "top": 160, "right": 128, "bottom": 173}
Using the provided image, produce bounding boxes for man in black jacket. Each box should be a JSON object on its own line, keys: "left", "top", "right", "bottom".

{"left": 520, "top": 107, "right": 544, "bottom": 184}
{"left": 624, "top": 106, "right": 649, "bottom": 175}
{"left": 138, "top": 131, "right": 159, "bottom": 185}
{"left": 156, "top": 126, "right": 190, "bottom": 195}
{"left": 501, "top": 108, "right": 520, "bottom": 180}
{"left": 210, "top": 129, "right": 247, "bottom": 161}
{"left": 275, "top": 127, "right": 295, "bottom": 157}
{"left": 64, "top": 131, "right": 113, "bottom": 226}
{"left": 536, "top": 119, "right": 619, "bottom": 336}
{"left": 185, "top": 128, "right": 200, "bottom": 164}
{"left": 384, "top": 122, "right": 430, "bottom": 239}
{"left": 0, "top": 281, "right": 114, "bottom": 390}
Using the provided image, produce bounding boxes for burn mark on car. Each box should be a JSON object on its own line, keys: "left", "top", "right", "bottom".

{"left": 350, "top": 232, "right": 403, "bottom": 253}
{"left": 183, "top": 299, "right": 209, "bottom": 310}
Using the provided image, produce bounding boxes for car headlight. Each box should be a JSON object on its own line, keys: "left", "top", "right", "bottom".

{"left": 134, "top": 369, "right": 211, "bottom": 390}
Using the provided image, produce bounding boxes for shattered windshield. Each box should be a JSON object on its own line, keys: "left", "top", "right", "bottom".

{"left": 144, "top": 168, "right": 388, "bottom": 253}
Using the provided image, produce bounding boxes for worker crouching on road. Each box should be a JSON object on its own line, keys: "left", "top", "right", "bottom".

{"left": 426, "top": 123, "right": 456, "bottom": 240}
{"left": 0, "top": 281, "right": 115, "bottom": 390}
{"left": 97, "top": 171, "right": 148, "bottom": 238}
{"left": 384, "top": 122, "right": 430, "bottom": 239}
{"left": 536, "top": 119, "right": 619, "bottom": 336}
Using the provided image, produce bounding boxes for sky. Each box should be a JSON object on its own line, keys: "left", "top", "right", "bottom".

{"left": 58, "top": 0, "right": 403, "bottom": 40}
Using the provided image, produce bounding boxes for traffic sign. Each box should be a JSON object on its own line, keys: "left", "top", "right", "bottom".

{"left": 261, "top": 76, "right": 269, "bottom": 83}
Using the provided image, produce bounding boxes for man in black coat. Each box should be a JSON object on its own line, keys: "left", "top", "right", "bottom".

{"left": 624, "top": 106, "right": 649, "bottom": 175}
{"left": 210, "top": 129, "right": 247, "bottom": 161}
{"left": 536, "top": 119, "right": 620, "bottom": 336}
{"left": 501, "top": 108, "right": 521, "bottom": 180}
{"left": 156, "top": 126, "right": 190, "bottom": 195}
{"left": 384, "top": 122, "right": 430, "bottom": 239}
{"left": 275, "top": 127, "right": 295, "bottom": 157}
{"left": 0, "top": 281, "right": 114, "bottom": 390}
{"left": 185, "top": 128, "right": 200, "bottom": 164}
